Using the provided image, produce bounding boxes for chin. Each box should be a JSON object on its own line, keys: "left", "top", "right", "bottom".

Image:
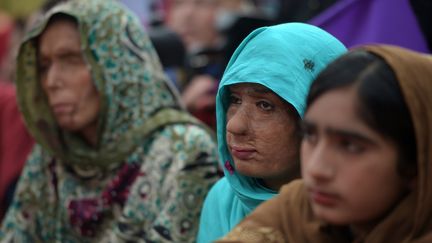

{"left": 235, "top": 167, "right": 269, "bottom": 179}
{"left": 56, "top": 120, "right": 82, "bottom": 132}
{"left": 234, "top": 165, "right": 258, "bottom": 178}
{"left": 312, "top": 207, "right": 350, "bottom": 226}
{"left": 58, "top": 124, "right": 81, "bottom": 132}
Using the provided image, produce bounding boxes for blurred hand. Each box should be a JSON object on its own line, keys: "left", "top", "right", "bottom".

{"left": 181, "top": 74, "right": 217, "bottom": 111}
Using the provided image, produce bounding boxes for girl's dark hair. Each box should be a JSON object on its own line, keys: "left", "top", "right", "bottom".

{"left": 306, "top": 50, "right": 417, "bottom": 179}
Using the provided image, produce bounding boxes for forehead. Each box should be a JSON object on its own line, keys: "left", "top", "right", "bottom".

{"left": 228, "top": 82, "right": 273, "bottom": 94}
{"left": 306, "top": 87, "right": 358, "bottom": 121}
{"left": 38, "top": 17, "right": 81, "bottom": 51}
{"left": 43, "top": 16, "right": 78, "bottom": 35}
{"left": 304, "top": 87, "right": 385, "bottom": 141}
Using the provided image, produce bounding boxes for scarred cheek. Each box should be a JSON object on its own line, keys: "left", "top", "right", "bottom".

{"left": 259, "top": 136, "right": 275, "bottom": 147}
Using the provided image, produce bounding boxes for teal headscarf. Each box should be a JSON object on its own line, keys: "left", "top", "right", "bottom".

{"left": 198, "top": 22, "right": 346, "bottom": 242}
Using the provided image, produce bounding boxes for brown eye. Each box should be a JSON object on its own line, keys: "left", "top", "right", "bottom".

{"left": 338, "top": 138, "right": 365, "bottom": 154}
{"left": 38, "top": 63, "right": 49, "bottom": 79}
{"left": 229, "top": 94, "right": 241, "bottom": 105}
{"left": 65, "top": 55, "right": 83, "bottom": 65}
{"left": 257, "top": 101, "right": 274, "bottom": 111}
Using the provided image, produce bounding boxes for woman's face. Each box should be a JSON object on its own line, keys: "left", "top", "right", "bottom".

{"left": 226, "top": 83, "right": 300, "bottom": 190}
{"left": 38, "top": 18, "right": 100, "bottom": 143}
{"left": 167, "top": 0, "right": 220, "bottom": 50}
{"left": 301, "top": 87, "right": 407, "bottom": 231}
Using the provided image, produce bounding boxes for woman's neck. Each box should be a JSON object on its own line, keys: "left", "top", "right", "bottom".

{"left": 261, "top": 167, "right": 301, "bottom": 191}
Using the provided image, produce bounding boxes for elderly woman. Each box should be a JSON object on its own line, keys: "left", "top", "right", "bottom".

{"left": 218, "top": 45, "right": 432, "bottom": 242}
{"left": 0, "top": 0, "right": 219, "bottom": 242}
{"left": 197, "top": 23, "right": 346, "bottom": 242}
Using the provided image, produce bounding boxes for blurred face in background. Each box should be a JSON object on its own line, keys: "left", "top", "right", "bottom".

{"left": 167, "top": 0, "right": 220, "bottom": 51}
{"left": 166, "top": 0, "right": 248, "bottom": 51}
{"left": 38, "top": 18, "right": 100, "bottom": 145}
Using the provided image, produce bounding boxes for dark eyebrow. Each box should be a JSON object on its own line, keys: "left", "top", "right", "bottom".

{"left": 38, "top": 48, "right": 82, "bottom": 61}
{"left": 229, "top": 84, "right": 273, "bottom": 94}
{"left": 325, "top": 127, "right": 377, "bottom": 145}
{"left": 251, "top": 86, "right": 272, "bottom": 94}
{"left": 302, "top": 118, "right": 377, "bottom": 145}
{"left": 57, "top": 49, "right": 82, "bottom": 58}
{"left": 300, "top": 120, "right": 315, "bottom": 130}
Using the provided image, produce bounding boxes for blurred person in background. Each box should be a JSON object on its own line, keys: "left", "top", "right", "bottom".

{"left": 0, "top": 10, "right": 34, "bottom": 222}
{"left": 163, "top": 0, "right": 269, "bottom": 129}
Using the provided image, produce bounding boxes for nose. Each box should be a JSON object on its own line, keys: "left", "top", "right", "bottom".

{"left": 226, "top": 106, "right": 249, "bottom": 136}
{"left": 42, "top": 63, "right": 62, "bottom": 90}
{"left": 301, "top": 141, "right": 335, "bottom": 182}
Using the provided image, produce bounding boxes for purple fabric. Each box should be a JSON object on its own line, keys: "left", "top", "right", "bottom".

{"left": 309, "top": 0, "right": 429, "bottom": 53}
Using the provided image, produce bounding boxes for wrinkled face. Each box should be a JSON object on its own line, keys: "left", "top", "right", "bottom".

{"left": 301, "top": 87, "right": 407, "bottom": 231}
{"left": 226, "top": 83, "right": 300, "bottom": 190}
{"left": 38, "top": 18, "right": 100, "bottom": 138}
{"left": 167, "top": 0, "right": 220, "bottom": 50}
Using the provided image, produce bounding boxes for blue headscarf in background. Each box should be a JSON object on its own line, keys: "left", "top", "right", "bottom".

{"left": 198, "top": 22, "right": 346, "bottom": 242}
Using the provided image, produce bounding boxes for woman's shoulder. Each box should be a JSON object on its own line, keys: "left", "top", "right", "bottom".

{"left": 204, "top": 178, "right": 235, "bottom": 206}
{"left": 151, "top": 123, "right": 218, "bottom": 161}
{"left": 278, "top": 179, "right": 307, "bottom": 205}
{"left": 280, "top": 179, "right": 304, "bottom": 194}
{"left": 157, "top": 123, "right": 216, "bottom": 145}
{"left": 209, "top": 178, "right": 232, "bottom": 194}
{"left": 140, "top": 123, "right": 219, "bottom": 175}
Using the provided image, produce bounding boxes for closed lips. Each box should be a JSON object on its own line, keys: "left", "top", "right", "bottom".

{"left": 229, "top": 145, "right": 256, "bottom": 160}
{"left": 52, "top": 103, "right": 74, "bottom": 114}
{"left": 308, "top": 188, "right": 339, "bottom": 206}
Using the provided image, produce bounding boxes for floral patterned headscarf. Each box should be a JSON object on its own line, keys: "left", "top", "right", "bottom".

{"left": 16, "top": 0, "right": 182, "bottom": 170}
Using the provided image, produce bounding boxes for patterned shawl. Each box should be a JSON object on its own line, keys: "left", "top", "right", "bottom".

{"left": 0, "top": 0, "right": 219, "bottom": 242}
{"left": 217, "top": 45, "right": 432, "bottom": 243}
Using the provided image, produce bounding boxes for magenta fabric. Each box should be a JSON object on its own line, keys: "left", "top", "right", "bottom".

{"left": 0, "top": 19, "right": 13, "bottom": 64}
{"left": 0, "top": 82, "right": 34, "bottom": 220}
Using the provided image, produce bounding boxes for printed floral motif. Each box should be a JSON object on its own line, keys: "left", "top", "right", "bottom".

{"left": 67, "top": 162, "right": 143, "bottom": 236}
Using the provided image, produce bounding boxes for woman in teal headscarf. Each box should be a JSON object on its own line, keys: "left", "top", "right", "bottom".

{"left": 197, "top": 22, "right": 346, "bottom": 243}
{"left": 0, "top": 0, "right": 219, "bottom": 242}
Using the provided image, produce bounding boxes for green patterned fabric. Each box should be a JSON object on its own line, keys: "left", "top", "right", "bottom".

{"left": 0, "top": 0, "right": 219, "bottom": 242}
{"left": 17, "top": 0, "right": 187, "bottom": 170}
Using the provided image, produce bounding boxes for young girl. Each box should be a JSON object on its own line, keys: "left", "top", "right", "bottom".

{"left": 217, "top": 45, "right": 432, "bottom": 242}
